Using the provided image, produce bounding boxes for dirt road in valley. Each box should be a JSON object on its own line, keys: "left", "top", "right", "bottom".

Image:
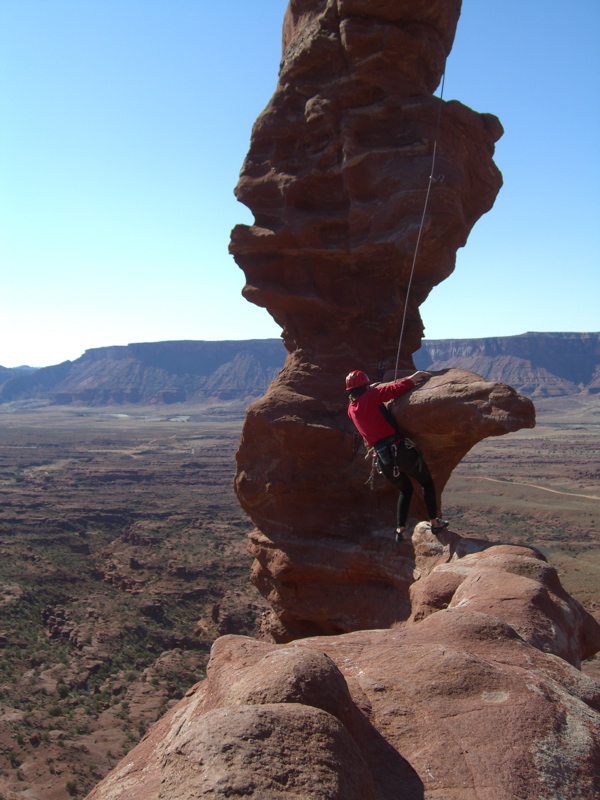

{"left": 476, "top": 475, "right": 600, "bottom": 501}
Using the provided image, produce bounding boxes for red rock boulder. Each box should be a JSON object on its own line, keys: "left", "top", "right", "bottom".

{"left": 85, "top": 537, "right": 600, "bottom": 800}
{"left": 409, "top": 528, "right": 600, "bottom": 668}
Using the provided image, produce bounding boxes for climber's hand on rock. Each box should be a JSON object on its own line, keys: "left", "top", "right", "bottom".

{"left": 409, "top": 370, "right": 431, "bottom": 384}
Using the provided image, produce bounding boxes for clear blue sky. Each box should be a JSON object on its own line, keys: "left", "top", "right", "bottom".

{"left": 1, "top": 0, "right": 599, "bottom": 368}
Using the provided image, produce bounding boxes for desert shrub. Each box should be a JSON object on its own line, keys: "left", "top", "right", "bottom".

{"left": 75, "top": 723, "right": 90, "bottom": 735}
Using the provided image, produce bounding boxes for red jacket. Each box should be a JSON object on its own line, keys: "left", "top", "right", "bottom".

{"left": 348, "top": 379, "right": 414, "bottom": 447}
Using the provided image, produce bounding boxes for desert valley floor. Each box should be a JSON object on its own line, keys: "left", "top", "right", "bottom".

{"left": 0, "top": 394, "right": 598, "bottom": 800}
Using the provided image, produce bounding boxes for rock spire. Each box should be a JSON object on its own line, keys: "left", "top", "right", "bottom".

{"left": 229, "top": 0, "right": 533, "bottom": 639}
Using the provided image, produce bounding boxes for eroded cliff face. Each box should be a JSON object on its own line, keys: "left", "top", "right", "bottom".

{"left": 231, "top": 0, "right": 502, "bottom": 370}
{"left": 0, "top": 341, "right": 286, "bottom": 406}
{"left": 415, "top": 332, "right": 600, "bottom": 397}
{"left": 230, "top": 0, "right": 533, "bottom": 640}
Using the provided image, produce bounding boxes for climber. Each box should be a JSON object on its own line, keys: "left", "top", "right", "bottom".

{"left": 346, "top": 370, "right": 448, "bottom": 541}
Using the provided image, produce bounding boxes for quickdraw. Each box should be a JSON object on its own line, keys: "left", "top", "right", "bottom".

{"left": 391, "top": 441, "right": 400, "bottom": 478}
{"left": 366, "top": 447, "right": 377, "bottom": 488}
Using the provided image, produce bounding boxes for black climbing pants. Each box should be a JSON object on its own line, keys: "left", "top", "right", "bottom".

{"left": 376, "top": 437, "right": 438, "bottom": 527}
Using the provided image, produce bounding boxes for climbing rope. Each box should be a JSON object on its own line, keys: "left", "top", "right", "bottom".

{"left": 394, "top": 70, "right": 446, "bottom": 378}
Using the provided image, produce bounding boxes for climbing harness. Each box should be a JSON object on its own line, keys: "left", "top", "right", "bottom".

{"left": 393, "top": 70, "right": 447, "bottom": 378}
{"left": 367, "top": 433, "right": 425, "bottom": 488}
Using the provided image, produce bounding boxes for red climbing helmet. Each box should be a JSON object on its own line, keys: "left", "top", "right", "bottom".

{"left": 345, "top": 370, "right": 370, "bottom": 390}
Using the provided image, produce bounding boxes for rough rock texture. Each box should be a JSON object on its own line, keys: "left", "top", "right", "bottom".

{"left": 85, "top": 533, "right": 600, "bottom": 800}
{"left": 410, "top": 525, "right": 600, "bottom": 668}
{"left": 230, "top": 0, "right": 502, "bottom": 366}
{"left": 229, "top": 0, "right": 535, "bottom": 639}
{"left": 243, "top": 368, "right": 533, "bottom": 641}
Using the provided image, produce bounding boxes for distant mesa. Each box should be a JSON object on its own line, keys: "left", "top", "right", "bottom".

{"left": 415, "top": 331, "right": 600, "bottom": 397}
{"left": 0, "top": 340, "right": 285, "bottom": 407}
{"left": 0, "top": 332, "right": 598, "bottom": 407}
{"left": 0, "top": 363, "right": 37, "bottom": 385}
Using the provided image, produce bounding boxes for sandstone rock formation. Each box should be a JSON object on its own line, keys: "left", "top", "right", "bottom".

{"left": 410, "top": 524, "right": 600, "bottom": 668}
{"left": 230, "top": 0, "right": 503, "bottom": 368}
{"left": 242, "top": 368, "right": 533, "bottom": 641}
{"left": 229, "top": 0, "right": 536, "bottom": 639}
{"left": 85, "top": 532, "right": 600, "bottom": 800}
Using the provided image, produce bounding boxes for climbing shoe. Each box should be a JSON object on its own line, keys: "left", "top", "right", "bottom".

{"left": 430, "top": 519, "right": 449, "bottom": 534}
